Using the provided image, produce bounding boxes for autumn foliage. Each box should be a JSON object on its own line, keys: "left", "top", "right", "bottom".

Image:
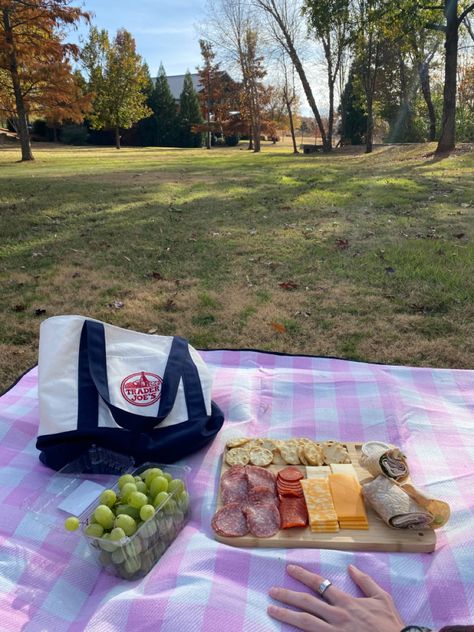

{"left": 0, "top": 0, "right": 90, "bottom": 160}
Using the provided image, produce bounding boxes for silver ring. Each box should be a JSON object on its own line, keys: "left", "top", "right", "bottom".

{"left": 317, "top": 579, "right": 332, "bottom": 597}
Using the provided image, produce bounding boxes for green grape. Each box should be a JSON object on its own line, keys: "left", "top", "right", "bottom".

{"left": 153, "top": 491, "right": 169, "bottom": 509}
{"left": 111, "top": 548, "right": 126, "bottom": 564}
{"left": 140, "top": 504, "right": 155, "bottom": 521}
{"left": 94, "top": 505, "right": 115, "bottom": 530}
{"left": 115, "top": 514, "right": 137, "bottom": 536}
{"left": 64, "top": 516, "right": 80, "bottom": 531}
{"left": 162, "top": 472, "right": 173, "bottom": 482}
{"left": 85, "top": 523, "right": 104, "bottom": 538}
{"left": 145, "top": 468, "right": 163, "bottom": 486}
{"left": 135, "top": 481, "right": 147, "bottom": 494}
{"left": 120, "top": 482, "right": 137, "bottom": 501}
{"left": 99, "top": 489, "right": 117, "bottom": 508}
{"left": 129, "top": 491, "right": 148, "bottom": 509}
{"left": 178, "top": 491, "right": 190, "bottom": 512}
{"left": 163, "top": 498, "right": 177, "bottom": 515}
{"left": 110, "top": 527, "right": 126, "bottom": 541}
{"left": 116, "top": 504, "right": 140, "bottom": 521}
{"left": 134, "top": 476, "right": 143, "bottom": 483}
{"left": 118, "top": 474, "right": 136, "bottom": 489}
{"left": 123, "top": 557, "right": 141, "bottom": 574}
{"left": 99, "top": 533, "right": 116, "bottom": 552}
{"left": 168, "top": 479, "right": 185, "bottom": 495}
{"left": 149, "top": 475, "right": 168, "bottom": 497}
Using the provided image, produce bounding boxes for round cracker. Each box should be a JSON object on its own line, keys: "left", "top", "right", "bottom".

{"left": 261, "top": 439, "right": 277, "bottom": 451}
{"left": 245, "top": 438, "right": 264, "bottom": 451}
{"left": 226, "top": 437, "right": 249, "bottom": 449}
{"left": 249, "top": 447, "right": 273, "bottom": 467}
{"left": 303, "top": 443, "right": 324, "bottom": 466}
{"left": 279, "top": 444, "right": 300, "bottom": 465}
{"left": 271, "top": 450, "right": 286, "bottom": 465}
{"left": 297, "top": 445, "right": 309, "bottom": 465}
{"left": 225, "top": 447, "right": 250, "bottom": 466}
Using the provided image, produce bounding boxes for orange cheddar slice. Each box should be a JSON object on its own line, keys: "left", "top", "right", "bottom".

{"left": 329, "top": 472, "right": 369, "bottom": 530}
{"left": 300, "top": 478, "right": 339, "bottom": 533}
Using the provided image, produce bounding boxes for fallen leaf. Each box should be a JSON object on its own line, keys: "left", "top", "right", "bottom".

{"left": 34, "top": 308, "right": 46, "bottom": 316}
{"left": 72, "top": 272, "right": 81, "bottom": 278}
{"left": 108, "top": 301, "right": 124, "bottom": 310}
{"left": 335, "top": 238, "right": 349, "bottom": 250}
{"left": 145, "top": 271, "right": 163, "bottom": 280}
{"left": 147, "top": 328, "right": 158, "bottom": 334}
{"left": 279, "top": 280, "right": 298, "bottom": 291}
{"left": 124, "top": 256, "right": 131, "bottom": 262}
{"left": 454, "top": 233, "right": 466, "bottom": 239}
{"left": 460, "top": 202, "right": 471, "bottom": 208}
{"left": 12, "top": 304, "right": 26, "bottom": 312}
{"left": 385, "top": 267, "right": 396, "bottom": 274}
{"left": 270, "top": 322, "right": 286, "bottom": 334}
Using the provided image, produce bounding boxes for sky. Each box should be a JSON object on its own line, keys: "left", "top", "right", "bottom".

{"left": 71, "top": 0, "right": 327, "bottom": 115}
{"left": 74, "top": 0, "right": 207, "bottom": 77}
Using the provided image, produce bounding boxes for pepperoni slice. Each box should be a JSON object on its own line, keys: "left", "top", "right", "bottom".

{"left": 280, "top": 497, "right": 308, "bottom": 529}
{"left": 212, "top": 503, "right": 249, "bottom": 537}
{"left": 245, "top": 502, "right": 281, "bottom": 538}
{"left": 278, "top": 467, "right": 304, "bottom": 482}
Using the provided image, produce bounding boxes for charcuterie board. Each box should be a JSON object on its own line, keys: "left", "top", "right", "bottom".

{"left": 213, "top": 442, "right": 436, "bottom": 553}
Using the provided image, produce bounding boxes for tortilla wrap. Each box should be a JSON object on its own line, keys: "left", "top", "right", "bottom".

{"left": 362, "top": 476, "right": 433, "bottom": 529}
{"left": 360, "top": 441, "right": 409, "bottom": 482}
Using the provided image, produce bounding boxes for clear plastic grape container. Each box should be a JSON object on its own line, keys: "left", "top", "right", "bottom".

{"left": 79, "top": 460, "right": 191, "bottom": 580}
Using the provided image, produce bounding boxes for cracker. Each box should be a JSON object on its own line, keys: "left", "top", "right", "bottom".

{"left": 303, "top": 442, "right": 324, "bottom": 466}
{"left": 245, "top": 439, "right": 264, "bottom": 451}
{"left": 226, "top": 437, "right": 249, "bottom": 449}
{"left": 261, "top": 439, "right": 277, "bottom": 451}
{"left": 225, "top": 447, "right": 250, "bottom": 466}
{"left": 249, "top": 447, "right": 273, "bottom": 467}
{"left": 280, "top": 443, "right": 301, "bottom": 465}
{"left": 298, "top": 445, "right": 309, "bottom": 465}
{"left": 322, "top": 441, "right": 351, "bottom": 465}
{"left": 271, "top": 449, "right": 286, "bottom": 465}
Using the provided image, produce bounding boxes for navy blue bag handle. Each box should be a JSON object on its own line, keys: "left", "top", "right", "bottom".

{"left": 78, "top": 320, "right": 207, "bottom": 432}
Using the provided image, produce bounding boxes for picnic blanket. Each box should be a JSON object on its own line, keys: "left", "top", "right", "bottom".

{"left": 0, "top": 350, "right": 473, "bottom": 632}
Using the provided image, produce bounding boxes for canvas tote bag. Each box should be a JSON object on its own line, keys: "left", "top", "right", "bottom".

{"left": 36, "top": 315, "right": 224, "bottom": 470}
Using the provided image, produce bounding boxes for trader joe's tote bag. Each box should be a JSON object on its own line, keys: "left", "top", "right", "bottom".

{"left": 36, "top": 316, "right": 224, "bottom": 470}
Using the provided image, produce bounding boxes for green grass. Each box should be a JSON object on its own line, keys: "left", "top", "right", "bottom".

{"left": 0, "top": 141, "right": 473, "bottom": 390}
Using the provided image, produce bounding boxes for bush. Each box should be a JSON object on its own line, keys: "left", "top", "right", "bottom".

{"left": 224, "top": 134, "right": 240, "bottom": 147}
{"left": 61, "top": 124, "right": 89, "bottom": 145}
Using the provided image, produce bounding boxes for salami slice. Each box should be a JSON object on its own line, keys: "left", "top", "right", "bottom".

{"left": 221, "top": 465, "right": 247, "bottom": 482}
{"left": 246, "top": 466, "right": 276, "bottom": 494}
{"left": 245, "top": 502, "right": 281, "bottom": 538}
{"left": 280, "top": 497, "right": 308, "bottom": 529}
{"left": 212, "top": 503, "right": 249, "bottom": 537}
{"left": 221, "top": 475, "right": 248, "bottom": 505}
{"left": 278, "top": 467, "right": 304, "bottom": 482}
{"left": 248, "top": 484, "right": 277, "bottom": 505}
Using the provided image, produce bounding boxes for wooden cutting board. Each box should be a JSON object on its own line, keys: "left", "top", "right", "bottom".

{"left": 214, "top": 442, "right": 436, "bottom": 553}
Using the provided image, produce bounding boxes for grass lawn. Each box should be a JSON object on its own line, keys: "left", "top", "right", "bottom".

{"left": 0, "top": 141, "right": 473, "bottom": 391}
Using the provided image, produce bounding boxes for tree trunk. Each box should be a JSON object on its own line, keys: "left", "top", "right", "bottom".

{"left": 285, "top": 95, "right": 298, "bottom": 154}
{"left": 327, "top": 80, "right": 334, "bottom": 150}
{"left": 115, "top": 126, "right": 121, "bottom": 149}
{"left": 418, "top": 60, "right": 437, "bottom": 142}
{"left": 436, "top": 0, "right": 459, "bottom": 154}
{"left": 365, "top": 97, "right": 374, "bottom": 153}
{"left": 206, "top": 70, "right": 212, "bottom": 150}
{"left": 2, "top": 8, "right": 34, "bottom": 161}
{"left": 266, "top": 8, "right": 329, "bottom": 151}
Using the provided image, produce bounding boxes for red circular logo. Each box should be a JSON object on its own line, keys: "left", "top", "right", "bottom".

{"left": 120, "top": 371, "right": 163, "bottom": 407}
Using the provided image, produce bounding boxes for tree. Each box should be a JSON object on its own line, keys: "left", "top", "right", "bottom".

{"left": 351, "top": 0, "right": 385, "bottom": 153}
{"left": 82, "top": 27, "right": 151, "bottom": 149}
{"left": 254, "top": 0, "right": 331, "bottom": 151}
{"left": 302, "top": 0, "right": 352, "bottom": 149}
{"left": 177, "top": 71, "right": 203, "bottom": 147}
{"left": 136, "top": 62, "right": 158, "bottom": 146}
{"left": 338, "top": 64, "right": 367, "bottom": 144}
{"left": 198, "top": 39, "right": 219, "bottom": 149}
{"left": 426, "top": 0, "right": 474, "bottom": 153}
{"left": 151, "top": 63, "right": 177, "bottom": 146}
{"left": 0, "top": 0, "right": 89, "bottom": 161}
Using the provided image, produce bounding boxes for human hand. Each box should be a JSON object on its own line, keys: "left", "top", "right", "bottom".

{"left": 268, "top": 563, "right": 405, "bottom": 632}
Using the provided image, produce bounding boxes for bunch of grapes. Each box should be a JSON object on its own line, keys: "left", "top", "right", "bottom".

{"left": 64, "top": 466, "right": 190, "bottom": 578}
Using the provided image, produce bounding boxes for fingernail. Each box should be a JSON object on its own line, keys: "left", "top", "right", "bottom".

{"left": 287, "top": 563, "right": 297, "bottom": 571}
{"left": 349, "top": 564, "right": 358, "bottom": 572}
{"left": 269, "top": 587, "right": 279, "bottom": 597}
{"left": 268, "top": 605, "right": 280, "bottom": 615}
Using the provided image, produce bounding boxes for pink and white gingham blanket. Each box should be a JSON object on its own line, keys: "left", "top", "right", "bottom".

{"left": 0, "top": 350, "right": 473, "bottom": 631}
